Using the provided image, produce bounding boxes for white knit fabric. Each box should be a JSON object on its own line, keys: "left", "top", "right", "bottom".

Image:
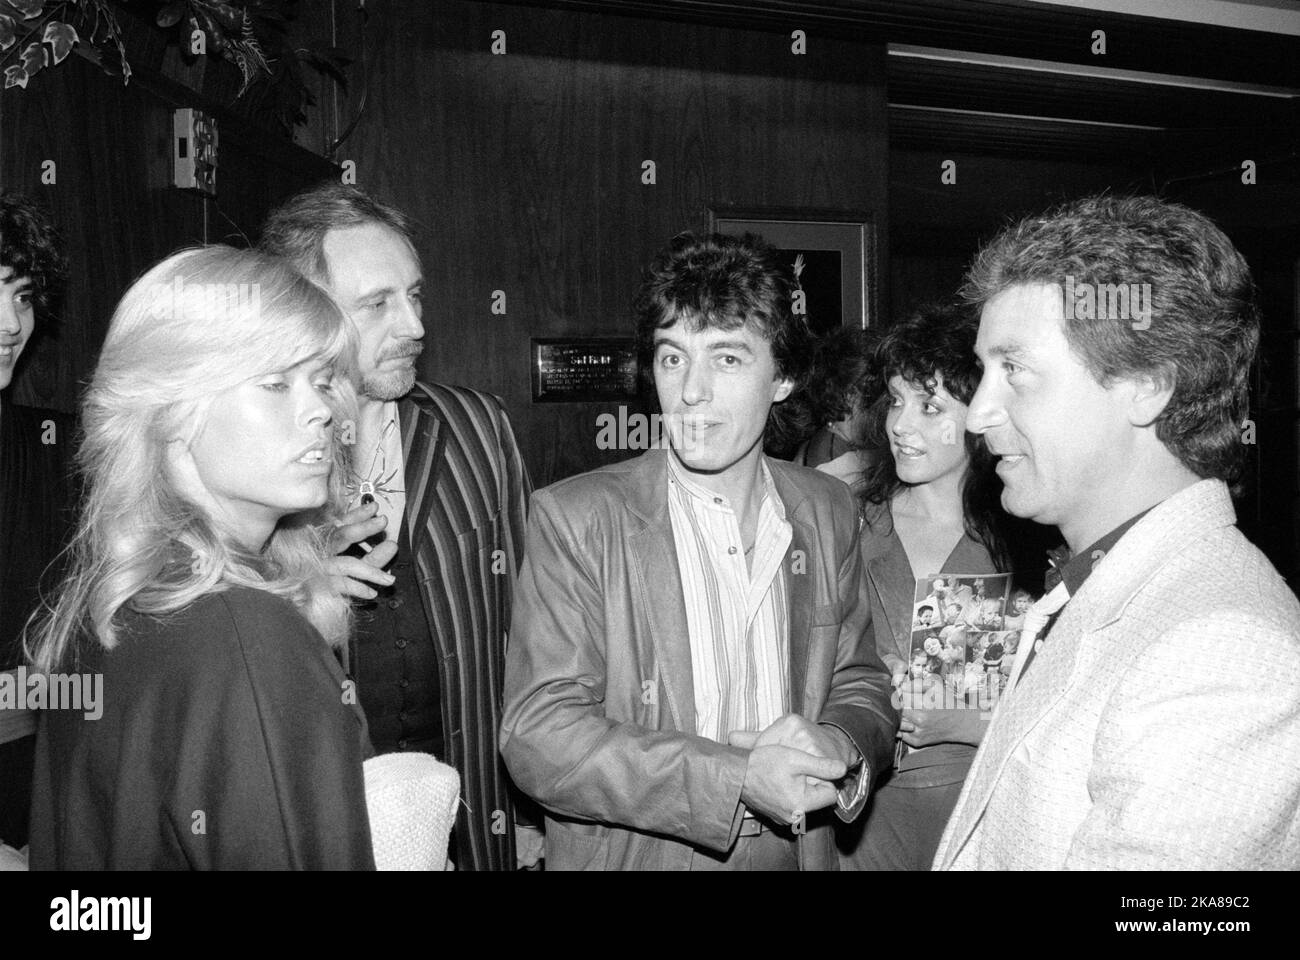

{"left": 0, "top": 843, "right": 26, "bottom": 871}
{"left": 1005, "top": 580, "right": 1070, "bottom": 694}
{"left": 0, "top": 760, "right": 461, "bottom": 872}
{"left": 363, "top": 753, "right": 460, "bottom": 871}
{"left": 934, "top": 480, "right": 1300, "bottom": 870}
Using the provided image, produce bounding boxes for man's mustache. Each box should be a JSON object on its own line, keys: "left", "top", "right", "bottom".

{"left": 378, "top": 343, "right": 424, "bottom": 361}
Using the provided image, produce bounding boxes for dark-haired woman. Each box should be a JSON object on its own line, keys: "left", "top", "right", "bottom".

{"left": 838, "top": 303, "right": 1012, "bottom": 871}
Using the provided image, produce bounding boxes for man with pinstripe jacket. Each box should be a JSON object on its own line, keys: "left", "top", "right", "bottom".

{"left": 261, "top": 185, "right": 535, "bottom": 871}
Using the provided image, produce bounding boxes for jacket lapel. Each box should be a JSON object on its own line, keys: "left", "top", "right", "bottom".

{"left": 859, "top": 505, "right": 911, "bottom": 662}
{"left": 785, "top": 518, "right": 814, "bottom": 714}
{"left": 398, "top": 392, "right": 444, "bottom": 551}
{"left": 765, "top": 461, "right": 820, "bottom": 716}
{"left": 626, "top": 451, "right": 695, "bottom": 733}
{"left": 868, "top": 548, "right": 912, "bottom": 663}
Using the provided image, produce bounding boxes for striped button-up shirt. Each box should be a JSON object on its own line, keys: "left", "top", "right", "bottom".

{"left": 666, "top": 454, "right": 792, "bottom": 744}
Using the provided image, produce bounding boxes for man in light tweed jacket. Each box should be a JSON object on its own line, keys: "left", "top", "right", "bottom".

{"left": 933, "top": 195, "right": 1300, "bottom": 870}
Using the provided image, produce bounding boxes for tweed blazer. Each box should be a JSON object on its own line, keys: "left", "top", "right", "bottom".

{"left": 500, "top": 449, "right": 898, "bottom": 871}
{"left": 391, "top": 381, "right": 530, "bottom": 872}
{"left": 934, "top": 479, "right": 1300, "bottom": 870}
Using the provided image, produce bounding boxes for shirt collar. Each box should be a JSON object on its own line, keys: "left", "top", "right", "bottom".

{"left": 1046, "top": 507, "right": 1153, "bottom": 595}
{"left": 666, "top": 453, "right": 787, "bottom": 522}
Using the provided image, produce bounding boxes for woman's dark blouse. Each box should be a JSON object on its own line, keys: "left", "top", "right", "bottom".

{"left": 30, "top": 586, "right": 375, "bottom": 870}
{"left": 859, "top": 502, "right": 999, "bottom": 786}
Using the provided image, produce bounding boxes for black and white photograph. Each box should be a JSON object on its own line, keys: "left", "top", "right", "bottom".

{"left": 0, "top": 0, "right": 1297, "bottom": 932}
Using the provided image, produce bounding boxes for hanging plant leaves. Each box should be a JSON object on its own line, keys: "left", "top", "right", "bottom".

{"left": 156, "top": 1, "right": 186, "bottom": 29}
{"left": 19, "top": 37, "right": 45, "bottom": 75}
{"left": 208, "top": 2, "right": 243, "bottom": 32}
{"left": 2, "top": 0, "right": 346, "bottom": 129}
{"left": 1, "top": 0, "right": 45, "bottom": 19}
{"left": 94, "top": 38, "right": 122, "bottom": 77}
{"left": 42, "top": 20, "right": 77, "bottom": 65}
{"left": 197, "top": 10, "right": 225, "bottom": 53}
{"left": 86, "top": 2, "right": 131, "bottom": 85}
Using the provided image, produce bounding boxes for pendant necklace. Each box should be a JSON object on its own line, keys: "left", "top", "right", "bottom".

{"left": 346, "top": 417, "right": 404, "bottom": 509}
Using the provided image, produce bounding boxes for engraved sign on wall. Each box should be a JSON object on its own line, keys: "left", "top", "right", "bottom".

{"left": 530, "top": 338, "right": 640, "bottom": 403}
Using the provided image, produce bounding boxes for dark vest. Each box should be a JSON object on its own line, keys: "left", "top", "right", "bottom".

{"left": 348, "top": 521, "right": 445, "bottom": 758}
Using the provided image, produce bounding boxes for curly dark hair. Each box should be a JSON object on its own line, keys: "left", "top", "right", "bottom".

{"left": 857, "top": 302, "right": 1010, "bottom": 569}
{"left": 765, "top": 325, "right": 876, "bottom": 457}
{"left": 961, "top": 194, "right": 1259, "bottom": 489}
{"left": 1, "top": 190, "right": 67, "bottom": 319}
{"left": 633, "top": 232, "right": 815, "bottom": 443}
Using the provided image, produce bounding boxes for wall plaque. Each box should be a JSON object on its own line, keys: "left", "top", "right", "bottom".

{"left": 530, "top": 338, "right": 640, "bottom": 403}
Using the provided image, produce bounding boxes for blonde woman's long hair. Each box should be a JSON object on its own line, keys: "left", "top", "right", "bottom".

{"left": 27, "top": 245, "right": 360, "bottom": 673}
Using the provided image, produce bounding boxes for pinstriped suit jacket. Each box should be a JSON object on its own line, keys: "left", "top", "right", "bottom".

{"left": 933, "top": 479, "right": 1300, "bottom": 870}
{"left": 394, "top": 381, "right": 530, "bottom": 872}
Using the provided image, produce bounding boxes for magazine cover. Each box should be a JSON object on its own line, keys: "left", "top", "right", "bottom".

{"left": 978, "top": 585, "right": 1040, "bottom": 696}
{"left": 908, "top": 573, "right": 1014, "bottom": 704}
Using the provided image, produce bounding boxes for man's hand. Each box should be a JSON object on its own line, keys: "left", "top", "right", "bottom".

{"left": 516, "top": 824, "right": 544, "bottom": 869}
{"left": 737, "top": 744, "right": 846, "bottom": 825}
{"left": 899, "top": 707, "right": 988, "bottom": 748}
{"left": 729, "top": 713, "right": 859, "bottom": 769}
{"left": 324, "top": 502, "right": 397, "bottom": 600}
{"left": 730, "top": 715, "right": 856, "bottom": 824}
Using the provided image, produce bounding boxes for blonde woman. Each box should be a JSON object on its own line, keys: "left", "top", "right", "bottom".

{"left": 27, "top": 246, "right": 375, "bottom": 869}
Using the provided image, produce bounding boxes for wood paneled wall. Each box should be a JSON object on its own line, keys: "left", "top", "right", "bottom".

{"left": 345, "top": 0, "right": 889, "bottom": 487}
{"left": 888, "top": 148, "right": 1143, "bottom": 314}
{"left": 1, "top": 46, "right": 337, "bottom": 414}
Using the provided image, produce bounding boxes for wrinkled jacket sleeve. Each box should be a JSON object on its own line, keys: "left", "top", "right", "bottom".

{"left": 499, "top": 488, "right": 749, "bottom": 853}
{"left": 817, "top": 490, "right": 900, "bottom": 821}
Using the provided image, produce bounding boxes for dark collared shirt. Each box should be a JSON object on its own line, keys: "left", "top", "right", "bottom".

{"left": 1044, "top": 508, "right": 1154, "bottom": 596}
{"left": 1021, "top": 508, "right": 1154, "bottom": 679}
